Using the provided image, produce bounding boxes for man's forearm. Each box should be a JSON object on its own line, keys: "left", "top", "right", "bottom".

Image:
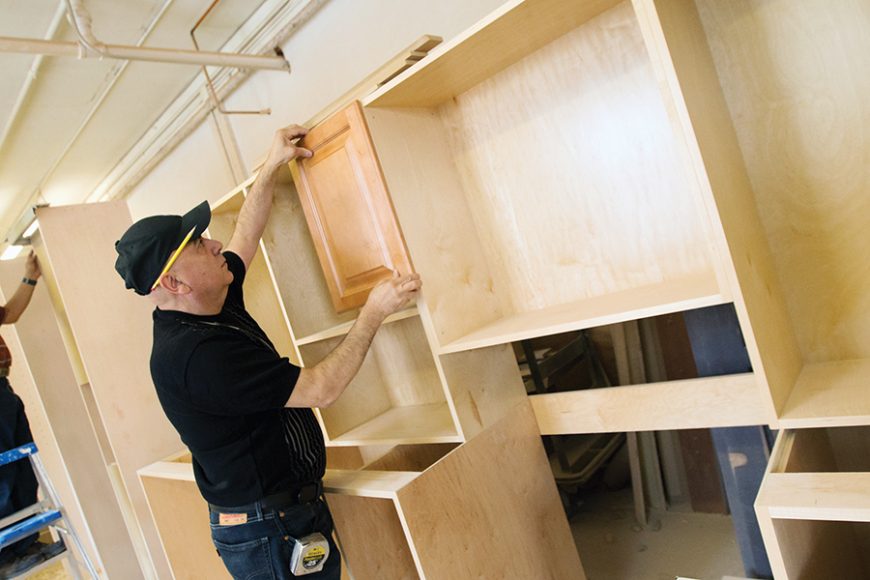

{"left": 234, "top": 163, "right": 280, "bottom": 252}
{"left": 229, "top": 125, "right": 310, "bottom": 267}
{"left": 287, "top": 272, "right": 420, "bottom": 409}
{"left": 3, "top": 281, "right": 36, "bottom": 324}
{"left": 296, "top": 306, "right": 385, "bottom": 407}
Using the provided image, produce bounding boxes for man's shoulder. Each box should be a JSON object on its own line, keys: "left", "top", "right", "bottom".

{"left": 151, "top": 316, "right": 212, "bottom": 386}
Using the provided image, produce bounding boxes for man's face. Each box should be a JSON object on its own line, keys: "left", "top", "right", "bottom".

{"left": 170, "top": 236, "right": 233, "bottom": 294}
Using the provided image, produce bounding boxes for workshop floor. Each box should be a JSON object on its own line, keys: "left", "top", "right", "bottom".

{"left": 571, "top": 486, "right": 748, "bottom": 580}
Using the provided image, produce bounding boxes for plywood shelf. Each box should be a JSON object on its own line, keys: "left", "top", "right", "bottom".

{"left": 326, "top": 403, "right": 460, "bottom": 447}
{"left": 296, "top": 306, "right": 419, "bottom": 346}
{"left": 531, "top": 373, "right": 767, "bottom": 434}
{"left": 366, "top": 0, "right": 622, "bottom": 108}
{"left": 779, "top": 359, "right": 870, "bottom": 428}
{"left": 138, "top": 461, "right": 195, "bottom": 483}
{"left": 324, "top": 469, "right": 420, "bottom": 498}
{"left": 759, "top": 473, "right": 870, "bottom": 523}
{"left": 439, "top": 274, "right": 724, "bottom": 354}
{"left": 36, "top": 202, "right": 181, "bottom": 579}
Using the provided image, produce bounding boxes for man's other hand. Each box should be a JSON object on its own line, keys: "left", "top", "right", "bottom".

{"left": 264, "top": 124, "right": 313, "bottom": 169}
{"left": 24, "top": 251, "right": 41, "bottom": 280}
{"left": 363, "top": 272, "right": 422, "bottom": 321}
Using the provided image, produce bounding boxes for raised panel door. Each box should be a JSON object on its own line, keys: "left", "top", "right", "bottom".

{"left": 291, "top": 101, "right": 413, "bottom": 312}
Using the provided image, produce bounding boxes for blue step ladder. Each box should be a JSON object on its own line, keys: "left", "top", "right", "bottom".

{"left": 0, "top": 443, "right": 98, "bottom": 579}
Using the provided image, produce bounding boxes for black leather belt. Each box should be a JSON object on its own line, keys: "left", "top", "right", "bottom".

{"left": 209, "top": 481, "right": 323, "bottom": 513}
{"left": 261, "top": 481, "right": 323, "bottom": 509}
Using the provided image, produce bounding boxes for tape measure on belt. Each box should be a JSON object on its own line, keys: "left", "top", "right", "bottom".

{"left": 290, "top": 532, "right": 330, "bottom": 576}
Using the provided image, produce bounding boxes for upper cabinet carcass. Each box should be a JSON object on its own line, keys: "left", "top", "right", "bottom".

{"left": 291, "top": 101, "right": 414, "bottom": 313}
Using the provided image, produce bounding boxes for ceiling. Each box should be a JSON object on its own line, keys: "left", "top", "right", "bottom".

{"left": 0, "top": 0, "right": 292, "bottom": 246}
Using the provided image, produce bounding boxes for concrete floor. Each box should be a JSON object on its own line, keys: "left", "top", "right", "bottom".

{"left": 28, "top": 563, "right": 68, "bottom": 580}
{"left": 571, "top": 486, "right": 747, "bottom": 580}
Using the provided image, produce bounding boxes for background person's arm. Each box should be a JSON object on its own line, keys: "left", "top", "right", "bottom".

{"left": 3, "top": 251, "right": 41, "bottom": 324}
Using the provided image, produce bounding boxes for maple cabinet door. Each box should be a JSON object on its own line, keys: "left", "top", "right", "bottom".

{"left": 291, "top": 101, "right": 413, "bottom": 312}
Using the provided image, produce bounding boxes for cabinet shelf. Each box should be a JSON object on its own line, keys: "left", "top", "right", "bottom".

{"left": 531, "top": 373, "right": 766, "bottom": 434}
{"left": 779, "top": 359, "right": 870, "bottom": 428}
{"left": 759, "top": 474, "right": 870, "bottom": 523}
{"left": 326, "top": 403, "right": 460, "bottom": 447}
{"left": 439, "top": 274, "right": 724, "bottom": 354}
{"left": 367, "top": 0, "right": 622, "bottom": 108}
{"left": 324, "top": 469, "right": 420, "bottom": 498}
{"left": 296, "top": 306, "right": 420, "bottom": 346}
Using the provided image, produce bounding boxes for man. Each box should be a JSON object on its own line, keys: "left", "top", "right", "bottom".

{"left": 114, "top": 124, "right": 421, "bottom": 579}
{"left": 0, "top": 252, "right": 67, "bottom": 577}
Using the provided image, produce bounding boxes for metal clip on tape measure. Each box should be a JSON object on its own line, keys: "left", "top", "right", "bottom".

{"left": 290, "top": 532, "right": 330, "bottom": 576}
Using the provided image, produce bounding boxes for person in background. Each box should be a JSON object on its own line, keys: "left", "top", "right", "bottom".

{"left": 0, "top": 252, "right": 66, "bottom": 577}
{"left": 114, "top": 124, "right": 421, "bottom": 579}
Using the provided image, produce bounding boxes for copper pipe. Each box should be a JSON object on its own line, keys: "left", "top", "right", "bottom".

{"left": 190, "top": 0, "right": 273, "bottom": 116}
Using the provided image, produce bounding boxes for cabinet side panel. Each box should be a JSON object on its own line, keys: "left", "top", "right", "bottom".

{"left": 364, "top": 106, "right": 504, "bottom": 347}
{"left": 396, "top": 402, "right": 585, "bottom": 579}
{"left": 439, "top": 343, "right": 528, "bottom": 440}
{"left": 140, "top": 476, "right": 230, "bottom": 579}
{"left": 634, "top": 0, "right": 801, "bottom": 419}
{"left": 696, "top": 0, "right": 870, "bottom": 364}
{"left": 326, "top": 494, "right": 420, "bottom": 579}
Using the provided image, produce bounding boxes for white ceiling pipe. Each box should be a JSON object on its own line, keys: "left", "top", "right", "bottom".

{"left": 0, "top": 35, "right": 289, "bottom": 69}
{"left": 0, "top": 1, "right": 67, "bottom": 158}
{"left": 2, "top": 0, "right": 181, "bottom": 248}
{"left": 65, "top": 0, "right": 105, "bottom": 56}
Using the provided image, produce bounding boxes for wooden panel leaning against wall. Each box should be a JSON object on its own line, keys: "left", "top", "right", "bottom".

{"left": 0, "top": 258, "right": 141, "bottom": 579}
{"left": 34, "top": 202, "right": 183, "bottom": 578}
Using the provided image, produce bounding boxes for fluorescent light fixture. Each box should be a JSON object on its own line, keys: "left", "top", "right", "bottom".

{"left": 0, "top": 245, "right": 24, "bottom": 261}
{"left": 23, "top": 220, "right": 39, "bottom": 238}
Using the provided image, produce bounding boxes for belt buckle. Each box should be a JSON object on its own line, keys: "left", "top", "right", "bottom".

{"left": 296, "top": 481, "right": 321, "bottom": 504}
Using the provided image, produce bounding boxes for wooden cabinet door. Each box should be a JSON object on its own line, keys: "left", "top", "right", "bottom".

{"left": 291, "top": 101, "right": 413, "bottom": 312}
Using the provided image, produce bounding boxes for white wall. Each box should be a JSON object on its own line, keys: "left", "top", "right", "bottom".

{"left": 126, "top": 0, "right": 504, "bottom": 218}
{"left": 126, "top": 115, "right": 236, "bottom": 220}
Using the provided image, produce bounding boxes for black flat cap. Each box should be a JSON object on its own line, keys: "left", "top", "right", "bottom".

{"left": 114, "top": 201, "right": 211, "bottom": 295}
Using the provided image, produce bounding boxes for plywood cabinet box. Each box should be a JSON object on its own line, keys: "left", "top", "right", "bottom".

{"left": 756, "top": 427, "right": 870, "bottom": 579}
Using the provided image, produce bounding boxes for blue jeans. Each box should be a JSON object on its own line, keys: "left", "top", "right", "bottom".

{"left": 209, "top": 497, "right": 341, "bottom": 580}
